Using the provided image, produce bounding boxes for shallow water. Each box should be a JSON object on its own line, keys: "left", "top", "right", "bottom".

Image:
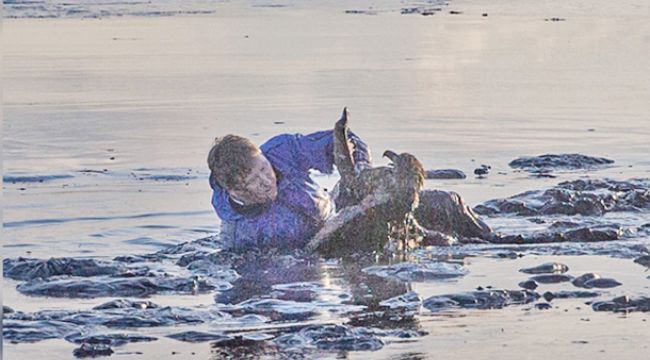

{"left": 3, "top": 0, "right": 650, "bottom": 358}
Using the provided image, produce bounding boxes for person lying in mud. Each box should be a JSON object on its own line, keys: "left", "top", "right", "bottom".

{"left": 208, "top": 108, "right": 492, "bottom": 254}
{"left": 207, "top": 112, "right": 371, "bottom": 251}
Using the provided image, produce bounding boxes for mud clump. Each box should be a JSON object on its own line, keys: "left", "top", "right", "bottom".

{"left": 579, "top": 278, "right": 622, "bottom": 289}
{"left": 274, "top": 324, "right": 384, "bottom": 352}
{"left": 634, "top": 255, "right": 650, "bottom": 268}
{"left": 520, "top": 262, "right": 569, "bottom": 274}
{"left": 569, "top": 273, "right": 622, "bottom": 289}
{"left": 423, "top": 289, "right": 540, "bottom": 311}
{"left": 529, "top": 274, "right": 573, "bottom": 284}
{"left": 167, "top": 331, "right": 231, "bottom": 343}
{"left": 379, "top": 291, "right": 422, "bottom": 311}
{"left": 73, "top": 343, "right": 114, "bottom": 358}
{"left": 415, "top": 190, "right": 492, "bottom": 240}
{"left": 92, "top": 299, "right": 159, "bottom": 310}
{"left": 224, "top": 298, "right": 318, "bottom": 322}
{"left": 509, "top": 154, "right": 614, "bottom": 172}
{"left": 542, "top": 291, "right": 599, "bottom": 302}
{"left": 3, "top": 257, "right": 124, "bottom": 281}
{"left": 572, "top": 273, "right": 601, "bottom": 288}
{"left": 475, "top": 178, "right": 650, "bottom": 217}
{"left": 6, "top": 305, "right": 227, "bottom": 331}
{"left": 425, "top": 169, "right": 466, "bottom": 179}
{"left": 16, "top": 275, "right": 217, "bottom": 298}
{"left": 3, "top": 320, "right": 80, "bottom": 343}
{"left": 518, "top": 280, "right": 538, "bottom": 290}
{"left": 65, "top": 332, "right": 158, "bottom": 346}
{"left": 592, "top": 296, "right": 650, "bottom": 313}
{"left": 474, "top": 178, "right": 650, "bottom": 244}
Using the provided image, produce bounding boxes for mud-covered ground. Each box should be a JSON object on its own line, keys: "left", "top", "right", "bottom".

{"left": 3, "top": 0, "right": 650, "bottom": 358}
{"left": 4, "top": 156, "right": 650, "bottom": 358}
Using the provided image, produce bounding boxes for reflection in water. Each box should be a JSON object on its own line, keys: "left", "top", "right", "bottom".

{"left": 209, "top": 251, "right": 426, "bottom": 358}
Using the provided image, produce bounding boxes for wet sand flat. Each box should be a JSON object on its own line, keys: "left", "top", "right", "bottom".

{"left": 3, "top": 0, "right": 650, "bottom": 358}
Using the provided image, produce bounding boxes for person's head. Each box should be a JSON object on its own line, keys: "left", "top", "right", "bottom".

{"left": 208, "top": 135, "right": 277, "bottom": 205}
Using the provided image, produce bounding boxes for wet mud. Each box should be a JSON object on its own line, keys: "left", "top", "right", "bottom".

{"left": 592, "top": 296, "right": 650, "bottom": 313}
{"left": 509, "top": 154, "right": 614, "bottom": 172}
{"left": 474, "top": 178, "right": 650, "bottom": 245}
{"left": 425, "top": 169, "right": 466, "bottom": 180}
{"left": 4, "top": 176, "right": 650, "bottom": 357}
{"left": 423, "top": 289, "right": 540, "bottom": 311}
{"left": 73, "top": 344, "right": 115, "bottom": 358}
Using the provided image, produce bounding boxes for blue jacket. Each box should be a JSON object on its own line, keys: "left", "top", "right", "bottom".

{"left": 210, "top": 130, "right": 370, "bottom": 250}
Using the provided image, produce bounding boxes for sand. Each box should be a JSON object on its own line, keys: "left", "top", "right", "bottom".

{"left": 3, "top": 0, "right": 650, "bottom": 358}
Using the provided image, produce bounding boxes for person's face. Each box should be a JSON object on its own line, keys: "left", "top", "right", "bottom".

{"left": 228, "top": 154, "right": 278, "bottom": 205}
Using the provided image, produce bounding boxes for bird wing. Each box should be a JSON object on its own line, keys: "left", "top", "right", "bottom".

{"left": 305, "top": 192, "right": 391, "bottom": 253}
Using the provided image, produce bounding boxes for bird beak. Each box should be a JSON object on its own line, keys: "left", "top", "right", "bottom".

{"left": 383, "top": 150, "right": 398, "bottom": 162}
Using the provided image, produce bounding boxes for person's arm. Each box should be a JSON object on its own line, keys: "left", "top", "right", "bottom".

{"left": 261, "top": 129, "right": 371, "bottom": 175}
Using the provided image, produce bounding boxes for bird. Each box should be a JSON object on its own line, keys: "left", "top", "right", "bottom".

{"left": 474, "top": 164, "right": 491, "bottom": 178}
{"left": 307, "top": 108, "right": 425, "bottom": 256}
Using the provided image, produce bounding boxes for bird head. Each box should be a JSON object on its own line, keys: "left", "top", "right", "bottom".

{"left": 382, "top": 150, "right": 425, "bottom": 210}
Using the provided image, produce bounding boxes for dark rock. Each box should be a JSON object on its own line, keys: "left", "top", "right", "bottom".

{"left": 3, "top": 320, "right": 80, "bottom": 343}
{"left": 275, "top": 325, "right": 384, "bottom": 351}
{"left": 154, "top": 236, "right": 220, "bottom": 256}
{"left": 3, "top": 257, "right": 122, "bottom": 281}
{"left": 8, "top": 305, "right": 226, "bottom": 329}
{"left": 592, "top": 296, "right": 650, "bottom": 313}
{"left": 634, "top": 255, "right": 650, "bottom": 268}
{"left": 563, "top": 227, "right": 620, "bottom": 242}
{"left": 16, "top": 276, "right": 216, "bottom": 298}
{"left": 378, "top": 291, "right": 422, "bottom": 311}
{"left": 542, "top": 291, "right": 599, "bottom": 302}
{"left": 582, "top": 278, "right": 622, "bottom": 289}
{"left": 535, "top": 303, "right": 552, "bottom": 310}
{"left": 112, "top": 254, "right": 162, "bottom": 263}
{"left": 519, "top": 262, "right": 569, "bottom": 274}
{"left": 93, "top": 299, "right": 159, "bottom": 310}
{"left": 3, "top": 305, "right": 15, "bottom": 314}
{"left": 65, "top": 332, "right": 157, "bottom": 346}
{"left": 423, "top": 289, "right": 539, "bottom": 311}
{"left": 425, "top": 169, "right": 466, "bottom": 179}
{"left": 474, "top": 200, "right": 537, "bottom": 217}
{"left": 101, "top": 306, "right": 223, "bottom": 328}
{"left": 508, "top": 154, "right": 613, "bottom": 172}
{"left": 572, "top": 273, "right": 601, "bottom": 288}
{"left": 529, "top": 274, "right": 573, "bottom": 284}
{"left": 518, "top": 280, "right": 538, "bottom": 290}
{"left": 73, "top": 343, "right": 114, "bottom": 358}
{"left": 474, "top": 178, "right": 650, "bottom": 245}
{"left": 415, "top": 190, "right": 493, "bottom": 240}
{"left": 549, "top": 221, "right": 581, "bottom": 230}
{"left": 167, "top": 331, "right": 231, "bottom": 343}
{"left": 477, "top": 178, "right": 650, "bottom": 217}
